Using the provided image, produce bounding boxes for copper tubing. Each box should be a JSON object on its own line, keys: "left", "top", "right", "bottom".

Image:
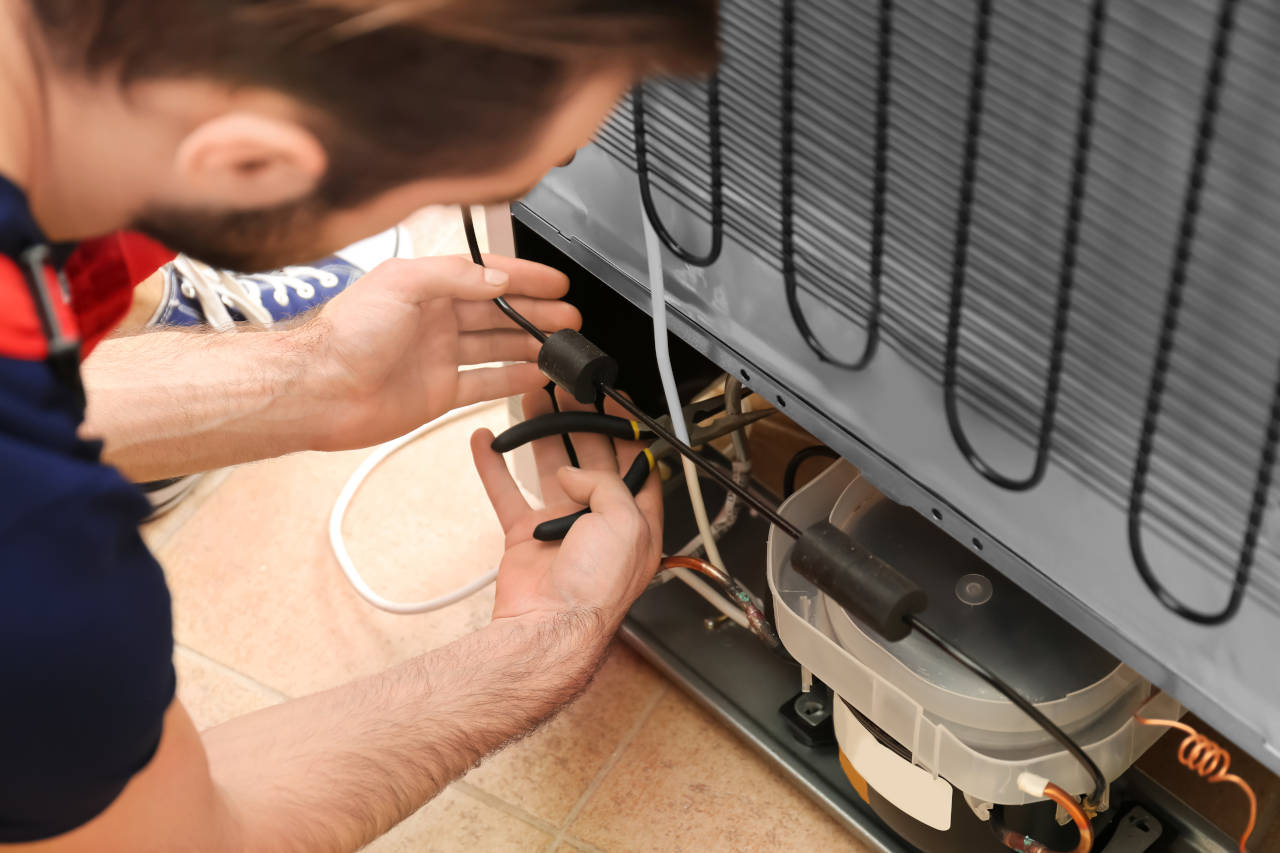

{"left": 995, "top": 785, "right": 1093, "bottom": 853}
{"left": 660, "top": 556, "right": 781, "bottom": 649}
{"left": 1043, "top": 783, "right": 1094, "bottom": 853}
{"left": 661, "top": 555, "right": 733, "bottom": 589}
{"left": 1135, "top": 716, "right": 1257, "bottom": 852}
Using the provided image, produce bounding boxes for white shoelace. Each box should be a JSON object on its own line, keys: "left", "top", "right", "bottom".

{"left": 172, "top": 255, "right": 275, "bottom": 329}
{"left": 171, "top": 257, "right": 345, "bottom": 329}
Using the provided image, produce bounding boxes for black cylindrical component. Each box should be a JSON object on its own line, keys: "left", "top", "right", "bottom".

{"left": 538, "top": 329, "right": 619, "bottom": 404}
{"left": 789, "top": 521, "right": 926, "bottom": 641}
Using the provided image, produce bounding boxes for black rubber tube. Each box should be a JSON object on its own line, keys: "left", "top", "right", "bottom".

{"left": 490, "top": 413, "right": 637, "bottom": 453}
{"left": 789, "top": 521, "right": 926, "bottom": 641}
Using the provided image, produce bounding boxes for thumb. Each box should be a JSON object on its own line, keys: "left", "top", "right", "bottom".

{"left": 556, "top": 466, "right": 640, "bottom": 519}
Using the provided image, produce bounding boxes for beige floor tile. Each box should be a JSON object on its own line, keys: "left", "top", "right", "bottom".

{"left": 569, "top": 692, "right": 869, "bottom": 853}
{"left": 464, "top": 643, "right": 666, "bottom": 827}
{"left": 158, "top": 402, "right": 513, "bottom": 697}
{"left": 403, "top": 206, "right": 471, "bottom": 258}
{"left": 140, "top": 467, "right": 236, "bottom": 552}
{"left": 552, "top": 840, "right": 606, "bottom": 853}
{"left": 174, "top": 646, "right": 285, "bottom": 731}
{"left": 364, "top": 786, "right": 551, "bottom": 853}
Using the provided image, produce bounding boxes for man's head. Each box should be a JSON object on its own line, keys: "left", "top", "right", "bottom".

{"left": 21, "top": 0, "right": 716, "bottom": 269}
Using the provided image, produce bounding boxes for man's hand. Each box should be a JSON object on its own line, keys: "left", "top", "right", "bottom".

{"left": 471, "top": 390, "right": 664, "bottom": 627}
{"left": 84, "top": 253, "right": 582, "bottom": 481}
{"left": 301, "top": 253, "right": 581, "bottom": 452}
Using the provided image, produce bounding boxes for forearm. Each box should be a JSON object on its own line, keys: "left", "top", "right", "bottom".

{"left": 202, "top": 608, "right": 610, "bottom": 853}
{"left": 80, "top": 327, "right": 318, "bottom": 480}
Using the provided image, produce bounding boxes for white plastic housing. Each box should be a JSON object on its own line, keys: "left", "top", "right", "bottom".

{"left": 766, "top": 461, "right": 1181, "bottom": 805}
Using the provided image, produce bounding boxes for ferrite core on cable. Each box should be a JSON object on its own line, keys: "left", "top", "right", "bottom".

{"left": 790, "top": 521, "right": 926, "bottom": 641}
{"left": 538, "top": 329, "right": 620, "bottom": 404}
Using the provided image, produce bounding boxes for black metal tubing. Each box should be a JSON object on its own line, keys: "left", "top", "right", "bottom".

{"left": 783, "top": 445, "right": 842, "bottom": 498}
{"left": 779, "top": 0, "right": 890, "bottom": 371}
{"left": 907, "top": 616, "right": 1108, "bottom": 807}
{"left": 941, "top": 0, "right": 1107, "bottom": 492}
{"left": 633, "top": 77, "right": 724, "bottom": 267}
{"left": 1127, "top": 0, "right": 1274, "bottom": 626}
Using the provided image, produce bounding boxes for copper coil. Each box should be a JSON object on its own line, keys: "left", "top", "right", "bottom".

{"left": 1135, "top": 716, "right": 1257, "bottom": 852}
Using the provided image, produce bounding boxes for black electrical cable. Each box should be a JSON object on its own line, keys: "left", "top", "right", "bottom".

{"left": 633, "top": 77, "right": 724, "bottom": 267}
{"left": 461, "top": 207, "right": 575, "bottom": 465}
{"left": 464, "top": 212, "right": 1105, "bottom": 805}
{"left": 1127, "top": 0, "right": 1275, "bottom": 626}
{"left": 779, "top": 0, "right": 889, "bottom": 370}
{"left": 783, "top": 446, "right": 841, "bottom": 498}
{"left": 546, "top": 382, "right": 581, "bottom": 469}
{"left": 942, "top": 0, "right": 1107, "bottom": 492}
{"left": 907, "top": 616, "right": 1108, "bottom": 808}
{"left": 461, "top": 208, "right": 548, "bottom": 345}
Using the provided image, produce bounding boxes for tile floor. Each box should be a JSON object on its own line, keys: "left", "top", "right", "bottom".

{"left": 143, "top": 207, "right": 867, "bottom": 852}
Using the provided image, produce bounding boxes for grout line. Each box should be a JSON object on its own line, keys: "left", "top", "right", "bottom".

{"left": 542, "top": 684, "right": 669, "bottom": 852}
{"left": 555, "top": 836, "right": 609, "bottom": 853}
{"left": 143, "top": 466, "right": 237, "bottom": 553}
{"left": 175, "top": 644, "right": 293, "bottom": 702}
{"left": 451, "top": 780, "right": 560, "bottom": 837}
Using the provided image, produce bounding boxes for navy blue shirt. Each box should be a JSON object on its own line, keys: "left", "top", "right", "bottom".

{"left": 0, "top": 176, "right": 175, "bottom": 841}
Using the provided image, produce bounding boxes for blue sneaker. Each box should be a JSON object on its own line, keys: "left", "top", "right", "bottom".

{"left": 147, "top": 226, "right": 414, "bottom": 330}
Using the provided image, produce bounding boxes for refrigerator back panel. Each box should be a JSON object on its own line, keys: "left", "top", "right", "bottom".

{"left": 518, "top": 0, "right": 1280, "bottom": 772}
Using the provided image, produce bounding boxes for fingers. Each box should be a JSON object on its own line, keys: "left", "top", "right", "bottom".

{"left": 355, "top": 255, "right": 571, "bottom": 311}
{"left": 456, "top": 330, "right": 542, "bottom": 366}
{"left": 470, "top": 429, "right": 532, "bottom": 532}
{"left": 455, "top": 363, "right": 546, "bottom": 407}
{"left": 477, "top": 255, "right": 570, "bottom": 299}
{"left": 454, "top": 296, "right": 582, "bottom": 334}
{"left": 371, "top": 255, "right": 512, "bottom": 303}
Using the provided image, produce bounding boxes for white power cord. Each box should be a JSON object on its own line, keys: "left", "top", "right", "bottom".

{"left": 329, "top": 403, "right": 499, "bottom": 614}
{"left": 641, "top": 206, "right": 726, "bottom": 572}
{"left": 641, "top": 201, "right": 751, "bottom": 627}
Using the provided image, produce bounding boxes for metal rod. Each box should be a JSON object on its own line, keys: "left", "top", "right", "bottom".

{"left": 598, "top": 384, "right": 804, "bottom": 540}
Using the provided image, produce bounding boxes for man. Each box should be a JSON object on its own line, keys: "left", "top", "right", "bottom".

{"left": 0, "top": 1, "right": 715, "bottom": 850}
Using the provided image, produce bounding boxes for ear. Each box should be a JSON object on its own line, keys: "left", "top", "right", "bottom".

{"left": 173, "top": 113, "right": 327, "bottom": 208}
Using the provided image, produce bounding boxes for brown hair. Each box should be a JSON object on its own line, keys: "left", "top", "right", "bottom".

{"left": 29, "top": 0, "right": 717, "bottom": 206}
